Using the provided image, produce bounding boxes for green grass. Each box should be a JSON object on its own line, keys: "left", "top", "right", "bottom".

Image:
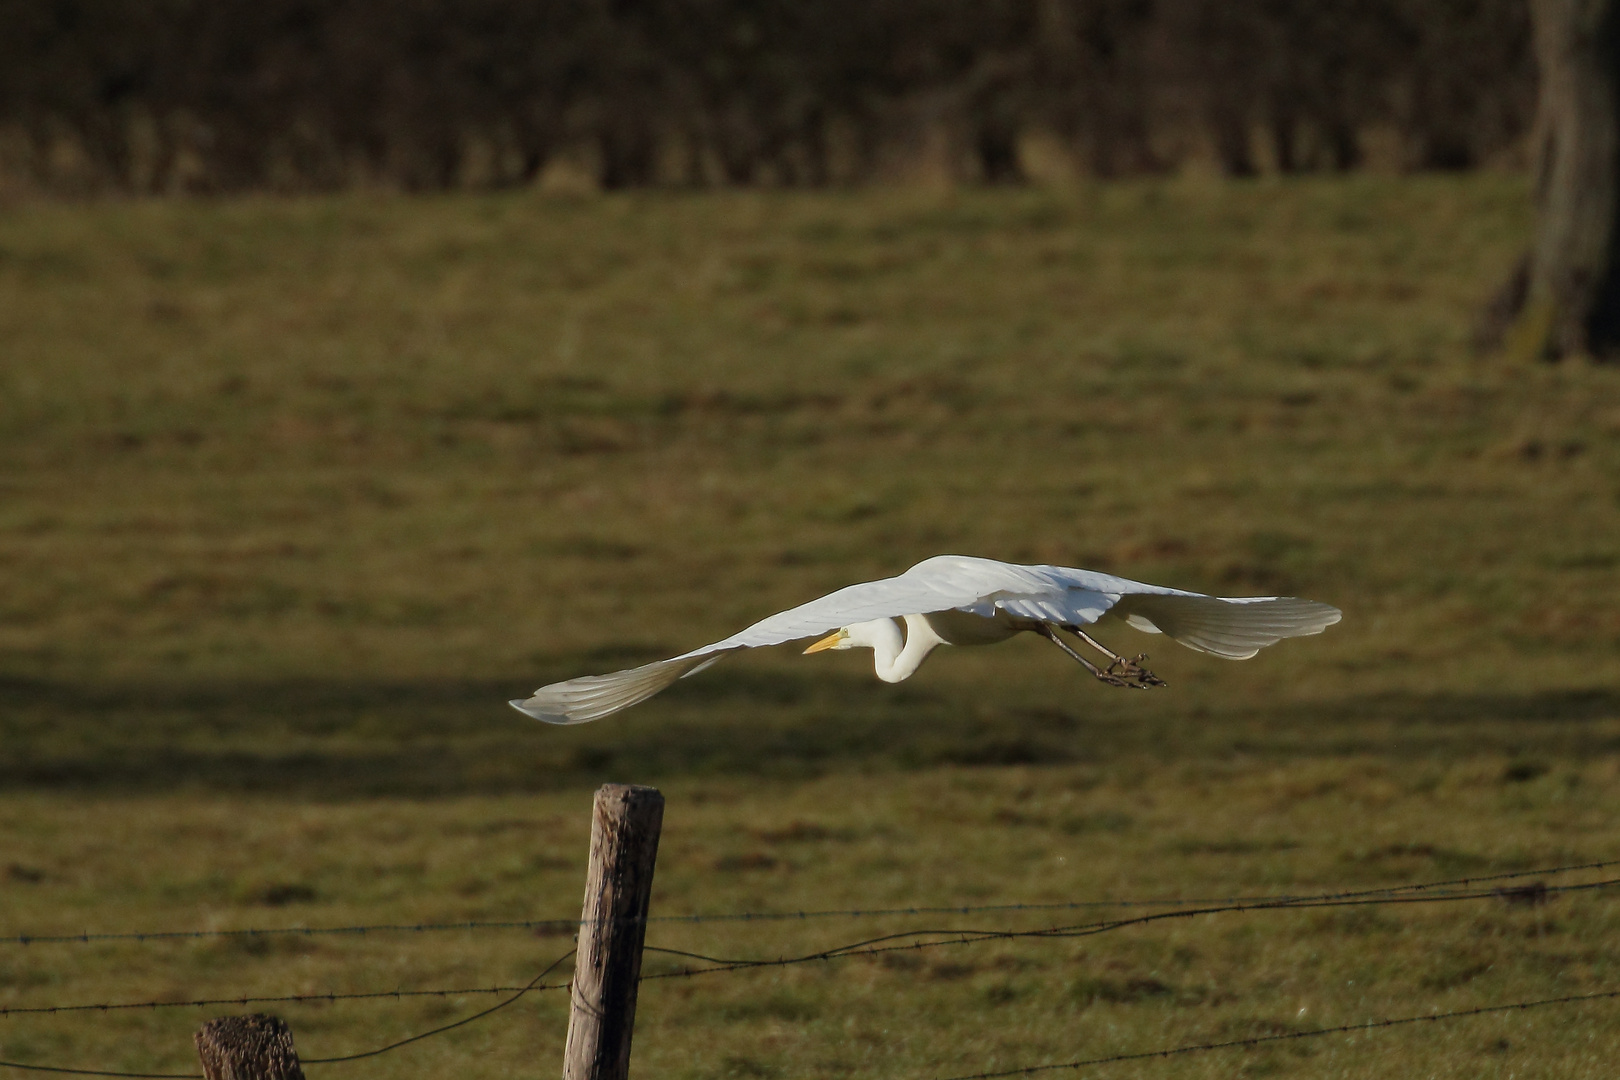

{"left": 2, "top": 173, "right": 1620, "bottom": 1077}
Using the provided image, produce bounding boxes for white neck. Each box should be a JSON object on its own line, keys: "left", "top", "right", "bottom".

{"left": 865, "top": 614, "right": 947, "bottom": 683}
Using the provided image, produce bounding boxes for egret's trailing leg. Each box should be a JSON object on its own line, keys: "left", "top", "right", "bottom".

{"left": 1036, "top": 624, "right": 1162, "bottom": 689}
{"left": 1068, "top": 626, "right": 1127, "bottom": 665}
{"left": 1034, "top": 622, "right": 1106, "bottom": 679}
{"left": 1067, "top": 626, "right": 1167, "bottom": 688}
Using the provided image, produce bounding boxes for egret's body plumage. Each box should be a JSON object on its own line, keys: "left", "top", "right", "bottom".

{"left": 509, "top": 554, "right": 1341, "bottom": 725}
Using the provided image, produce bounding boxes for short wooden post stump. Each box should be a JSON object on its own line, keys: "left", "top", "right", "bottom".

{"left": 195, "top": 1014, "right": 305, "bottom": 1080}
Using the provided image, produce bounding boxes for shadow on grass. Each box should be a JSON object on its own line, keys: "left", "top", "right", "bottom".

{"left": 1, "top": 673, "right": 1617, "bottom": 797}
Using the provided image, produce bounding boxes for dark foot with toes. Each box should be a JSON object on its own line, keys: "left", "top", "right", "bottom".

{"left": 1105, "top": 654, "right": 1166, "bottom": 689}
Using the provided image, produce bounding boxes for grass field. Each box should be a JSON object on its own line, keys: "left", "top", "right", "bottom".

{"left": 3, "top": 174, "right": 1620, "bottom": 1077}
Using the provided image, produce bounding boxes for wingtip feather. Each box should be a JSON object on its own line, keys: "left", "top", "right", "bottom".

{"left": 508, "top": 698, "right": 581, "bottom": 725}
{"left": 510, "top": 654, "right": 724, "bottom": 725}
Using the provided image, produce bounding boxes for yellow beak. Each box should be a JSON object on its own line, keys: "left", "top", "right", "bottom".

{"left": 803, "top": 630, "right": 846, "bottom": 654}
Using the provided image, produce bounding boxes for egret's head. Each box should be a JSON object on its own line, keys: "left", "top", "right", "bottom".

{"left": 803, "top": 619, "right": 900, "bottom": 654}
{"left": 802, "top": 618, "right": 919, "bottom": 683}
{"left": 804, "top": 627, "right": 854, "bottom": 653}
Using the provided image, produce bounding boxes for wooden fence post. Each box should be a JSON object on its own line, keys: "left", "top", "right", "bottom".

{"left": 194, "top": 1014, "right": 305, "bottom": 1080}
{"left": 563, "top": 783, "right": 665, "bottom": 1080}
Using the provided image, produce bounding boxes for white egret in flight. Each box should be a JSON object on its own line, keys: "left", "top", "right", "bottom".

{"left": 509, "top": 554, "right": 1341, "bottom": 725}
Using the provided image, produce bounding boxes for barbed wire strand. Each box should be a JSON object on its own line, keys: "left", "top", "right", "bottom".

{"left": 2, "top": 877, "right": 1607, "bottom": 1018}
{"left": 932, "top": 987, "right": 1620, "bottom": 1080}
{"left": 1, "top": 975, "right": 1614, "bottom": 1079}
{"left": 0, "top": 884, "right": 1609, "bottom": 1078}
{"left": 639, "top": 877, "right": 1618, "bottom": 981}
{"left": 5, "top": 858, "right": 1614, "bottom": 947}
{"left": 0, "top": 950, "right": 577, "bottom": 1079}
{"left": 302, "top": 947, "right": 575, "bottom": 1064}
{"left": 0, "top": 983, "right": 570, "bottom": 1017}
{"left": 0, "top": 1064, "right": 190, "bottom": 1079}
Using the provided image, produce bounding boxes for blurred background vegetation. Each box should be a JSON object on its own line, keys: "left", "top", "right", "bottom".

{"left": 7, "top": 174, "right": 1616, "bottom": 794}
{"left": 1, "top": 0, "right": 1532, "bottom": 195}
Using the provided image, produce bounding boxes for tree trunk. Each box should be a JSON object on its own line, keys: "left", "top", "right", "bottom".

{"left": 1490, "top": 0, "right": 1620, "bottom": 360}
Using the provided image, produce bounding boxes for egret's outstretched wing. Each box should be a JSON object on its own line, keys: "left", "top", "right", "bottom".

{"left": 1107, "top": 594, "right": 1342, "bottom": 659}
{"left": 508, "top": 554, "right": 1341, "bottom": 724}
{"left": 945, "top": 557, "right": 1341, "bottom": 658}
{"left": 508, "top": 655, "right": 722, "bottom": 725}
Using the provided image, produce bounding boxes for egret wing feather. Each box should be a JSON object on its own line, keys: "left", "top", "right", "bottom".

{"left": 1109, "top": 594, "right": 1341, "bottom": 659}
{"left": 509, "top": 655, "right": 721, "bottom": 725}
